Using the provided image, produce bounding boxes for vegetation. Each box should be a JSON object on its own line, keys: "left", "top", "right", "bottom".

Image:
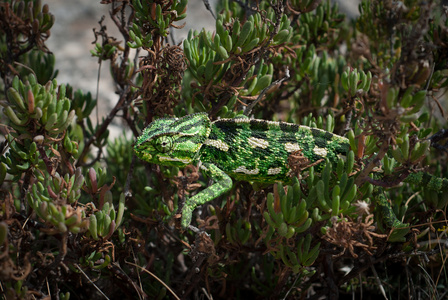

{"left": 0, "top": 0, "right": 447, "bottom": 298}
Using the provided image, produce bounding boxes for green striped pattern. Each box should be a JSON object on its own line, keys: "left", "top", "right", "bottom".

{"left": 201, "top": 117, "right": 349, "bottom": 183}
{"left": 135, "top": 113, "right": 350, "bottom": 227}
{"left": 135, "top": 113, "right": 349, "bottom": 182}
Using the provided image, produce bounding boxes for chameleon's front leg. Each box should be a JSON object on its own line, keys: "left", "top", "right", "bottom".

{"left": 181, "top": 163, "right": 233, "bottom": 228}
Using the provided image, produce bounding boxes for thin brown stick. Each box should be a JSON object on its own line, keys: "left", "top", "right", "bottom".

{"left": 125, "top": 261, "right": 181, "bottom": 300}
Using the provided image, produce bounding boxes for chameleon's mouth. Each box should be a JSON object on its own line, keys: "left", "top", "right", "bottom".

{"left": 157, "top": 155, "right": 191, "bottom": 165}
{"left": 134, "top": 144, "right": 153, "bottom": 161}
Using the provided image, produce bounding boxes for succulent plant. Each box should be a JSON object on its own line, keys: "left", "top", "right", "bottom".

{"left": 1, "top": 0, "right": 448, "bottom": 299}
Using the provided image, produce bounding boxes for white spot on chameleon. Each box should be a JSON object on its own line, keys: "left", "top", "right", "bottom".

{"left": 267, "top": 167, "right": 282, "bottom": 175}
{"left": 313, "top": 146, "right": 328, "bottom": 157}
{"left": 267, "top": 121, "right": 280, "bottom": 127}
{"left": 285, "top": 143, "right": 302, "bottom": 152}
{"left": 232, "top": 118, "right": 250, "bottom": 123}
{"left": 204, "top": 139, "right": 229, "bottom": 151}
{"left": 158, "top": 156, "right": 191, "bottom": 164}
{"left": 248, "top": 137, "right": 269, "bottom": 149}
{"left": 234, "top": 166, "right": 259, "bottom": 175}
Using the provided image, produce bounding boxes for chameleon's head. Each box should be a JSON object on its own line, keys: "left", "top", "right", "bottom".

{"left": 134, "top": 113, "right": 211, "bottom": 167}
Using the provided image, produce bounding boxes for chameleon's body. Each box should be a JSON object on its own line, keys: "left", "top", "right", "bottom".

{"left": 135, "top": 113, "right": 447, "bottom": 228}
{"left": 197, "top": 114, "right": 348, "bottom": 183}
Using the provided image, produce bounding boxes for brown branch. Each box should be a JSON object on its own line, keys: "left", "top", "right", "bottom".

{"left": 355, "top": 138, "right": 390, "bottom": 186}
{"left": 76, "top": 85, "right": 131, "bottom": 166}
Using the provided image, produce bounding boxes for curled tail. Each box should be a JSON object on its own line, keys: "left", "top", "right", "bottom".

{"left": 374, "top": 188, "right": 408, "bottom": 228}
{"left": 376, "top": 172, "right": 448, "bottom": 228}
{"left": 404, "top": 172, "right": 448, "bottom": 191}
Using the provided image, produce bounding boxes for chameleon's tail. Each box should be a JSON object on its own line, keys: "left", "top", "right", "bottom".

{"left": 375, "top": 172, "right": 448, "bottom": 228}
{"left": 404, "top": 172, "right": 448, "bottom": 191}
{"left": 375, "top": 189, "right": 409, "bottom": 228}
{"left": 375, "top": 172, "right": 447, "bottom": 231}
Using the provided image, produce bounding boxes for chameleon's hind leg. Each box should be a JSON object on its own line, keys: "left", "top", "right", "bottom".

{"left": 374, "top": 188, "right": 409, "bottom": 228}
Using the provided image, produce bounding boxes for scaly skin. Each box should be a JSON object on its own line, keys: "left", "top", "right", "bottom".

{"left": 135, "top": 113, "right": 448, "bottom": 228}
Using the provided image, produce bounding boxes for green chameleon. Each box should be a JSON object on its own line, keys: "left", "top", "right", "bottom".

{"left": 134, "top": 113, "right": 448, "bottom": 228}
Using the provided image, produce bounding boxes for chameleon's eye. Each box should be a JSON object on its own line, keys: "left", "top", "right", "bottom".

{"left": 153, "top": 135, "right": 173, "bottom": 153}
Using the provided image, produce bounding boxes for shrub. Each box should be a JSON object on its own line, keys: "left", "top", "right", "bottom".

{"left": 1, "top": 0, "right": 447, "bottom": 298}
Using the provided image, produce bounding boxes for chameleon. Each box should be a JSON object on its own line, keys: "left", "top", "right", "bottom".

{"left": 134, "top": 112, "right": 448, "bottom": 228}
